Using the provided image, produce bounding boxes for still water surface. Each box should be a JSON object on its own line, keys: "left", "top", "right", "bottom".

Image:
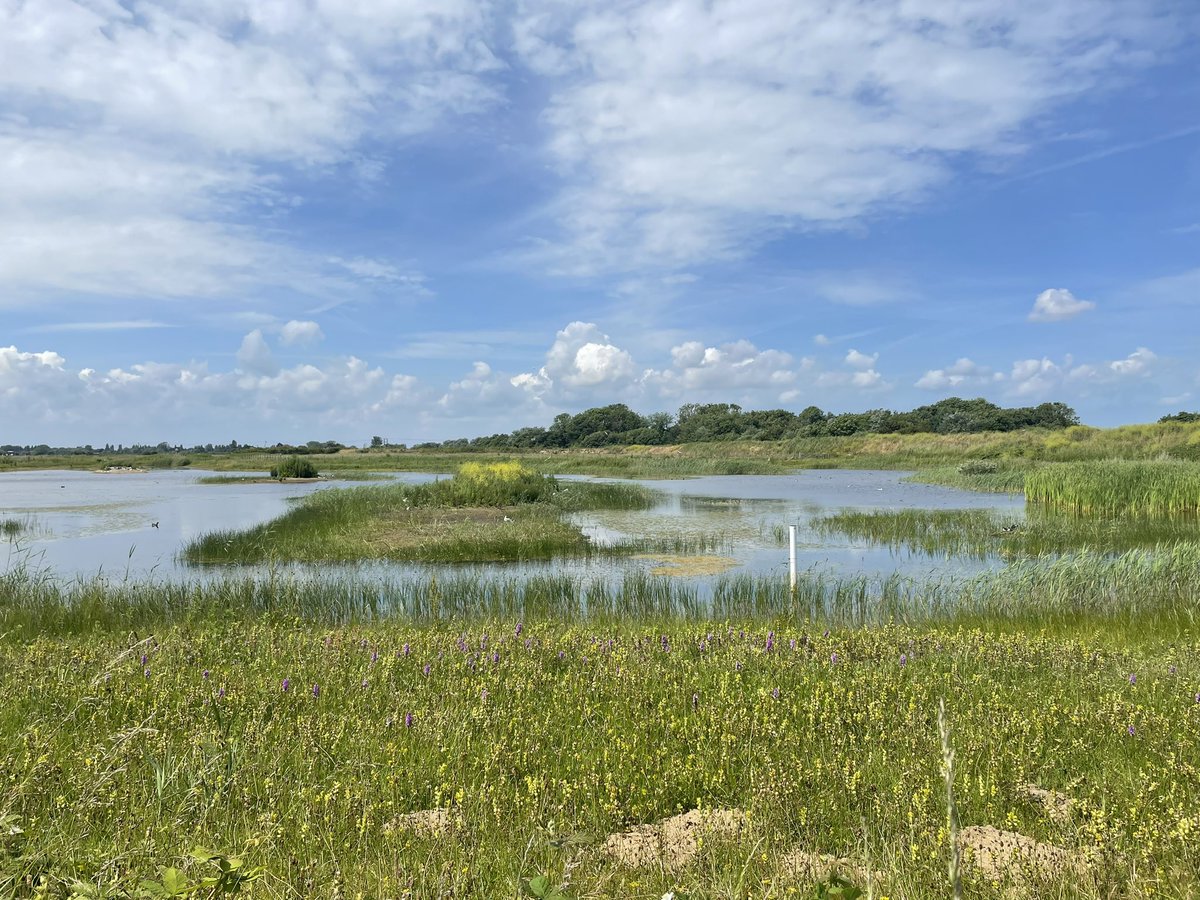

{"left": 0, "top": 468, "right": 1026, "bottom": 584}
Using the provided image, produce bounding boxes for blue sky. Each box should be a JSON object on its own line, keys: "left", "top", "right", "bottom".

{"left": 2, "top": 0, "right": 1198, "bottom": 446}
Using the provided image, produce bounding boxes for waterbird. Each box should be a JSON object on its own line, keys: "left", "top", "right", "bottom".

{"left": 151, "top": 521, "right": 159, "bottom": 529}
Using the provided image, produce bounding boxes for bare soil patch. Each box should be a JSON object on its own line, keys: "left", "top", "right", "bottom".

{"left": 603, "top": 808, "right": 746, "bottom": 869}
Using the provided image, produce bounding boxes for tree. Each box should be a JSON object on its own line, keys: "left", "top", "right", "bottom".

{"left": 370, "top": 435, "right": 386, "bottom": 448}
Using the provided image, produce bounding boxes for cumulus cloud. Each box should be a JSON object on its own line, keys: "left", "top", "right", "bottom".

{"left": 280, "top": 320, "right": 325, "bottom": 347}
{"left": 844, "top": 349, "right": 879, "bottom": 370}
{"left": 1028, "top": 288, "right": 1096, "bottom": 322}
{"left": 1008, "top": 358, "right": 1064, "bottom": 396}
{"left": 514, "top": 322, "right": 639, "bottom": 396}
{"left": 645, "top": 339, "right": 806, "bottom": 398}
{"left": 236, "top": 330, "right": 279, "bottom": 376}
{"left": 915, "top": 358, "right": 1003, "bottom": 390}
{"left": 1109, "top": 347, "right": 1156, "bottom": 376}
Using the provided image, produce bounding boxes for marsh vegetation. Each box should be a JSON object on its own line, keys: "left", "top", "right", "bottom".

{"left": 5, "top": 429, "right": 1200, "bottom": 897}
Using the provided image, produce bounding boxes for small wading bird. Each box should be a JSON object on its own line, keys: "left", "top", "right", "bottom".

{"left": 151, "top": 521, "right": 159, "bottom": 528}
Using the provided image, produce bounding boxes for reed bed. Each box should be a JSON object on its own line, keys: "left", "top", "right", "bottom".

{"left": 814, "top": 506, "right": 1200, "bottom": 559}
{"left": 181, "top": 465, "right": 660, "bottom": 566}
{"left": 1025, "top": 459, "right": 1200, "bottom": 516}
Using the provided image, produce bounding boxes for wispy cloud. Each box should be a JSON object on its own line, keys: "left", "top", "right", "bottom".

{"left": 23, "top": 320, "right": 173, "bottom": 333}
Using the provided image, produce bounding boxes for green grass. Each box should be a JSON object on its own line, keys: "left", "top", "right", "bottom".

{"left": 0, "top": 592, "right": 1197, "bottom": 897}
{"left": 182, "top": 467, "right": 660, "bottom": 566}
{"left": 1, "top": 518, "right": 23, "bottom": 539}
{"left": 813, "top": 506, "right": 1200, "bottom": 559}
{"left": 3, "top": 545, "right": 1200, "bottom": 896}
{"left": 1025, "top": 459, "right": 1200, "bottom": 516}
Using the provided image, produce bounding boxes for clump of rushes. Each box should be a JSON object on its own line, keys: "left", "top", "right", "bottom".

{"left": 1025, "top": 459, "right": 1200, "bottom": 516}
{"left": 269, "top": 456, "right": 319, "bottom": 479}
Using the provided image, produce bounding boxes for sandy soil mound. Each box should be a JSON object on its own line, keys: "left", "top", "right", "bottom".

{"left": 604, "top": 808, "right": 746, "bottom": 869}
{"left": 960, "top": 825, "right": 1083, "bottom": 880}
{"left": 383, "top": 807, "right": 455, "bottom": 838}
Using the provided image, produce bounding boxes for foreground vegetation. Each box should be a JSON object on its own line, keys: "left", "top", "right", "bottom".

{"left": 2, "top": 547, "right": 1200, "bottom": 898}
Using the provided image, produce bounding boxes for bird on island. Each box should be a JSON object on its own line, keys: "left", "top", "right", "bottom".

{"left": 503, "top": 515, "right": 513, "bottom": 523}
{"left": 151, "top": 521, "right": 159, "bottom": 528}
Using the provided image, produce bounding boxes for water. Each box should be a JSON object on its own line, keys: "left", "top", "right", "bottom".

{"left": 0, "top": 468, "right": 1026, "bottom": 585}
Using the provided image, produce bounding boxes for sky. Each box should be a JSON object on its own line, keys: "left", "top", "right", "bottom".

{"left": 2, "top": 0, "right": 1199, "bottom": 447}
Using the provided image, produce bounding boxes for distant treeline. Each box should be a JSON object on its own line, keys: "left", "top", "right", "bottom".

{"left": 0, "top": 439, "right": 346, "bottom": 458}
{"left": 414, "top": 397, "right": 1081, "bottom": 451}
{"left": 1160, "top": 411, "right": 1200, "bottom": 424}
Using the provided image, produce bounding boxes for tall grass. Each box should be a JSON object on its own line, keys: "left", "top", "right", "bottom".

{"left": 182, "top": 465, "right": 659, "bottom": 565}
{"left": 8, "top": 543, "right": 1200, "bottom": 636}
{"left": 1025, "top": 459, "right": 1200, "bottom": 516}
{"left": 814, "top": 506, "right": 1200, "bottom": 558}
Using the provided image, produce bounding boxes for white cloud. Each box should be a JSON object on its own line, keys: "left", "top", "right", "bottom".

{"left": 515, "top": 322, "right": 638, "bottom": 395}
{"left": 0, "top": 2, "right": 494, "bottom": 306}
{"left": 236, "top": 330, "right": 279, "bottom": 376}
{"left": 813, "top": 334, "right": 831, "bottom": 346}
{"left": 280, "top": 320, "right": 325, "bottom": 347}
{"left": 1008, "top": 357, "right": 1063, "bottom": 396}
{"left": 516, "top": 0, "right": 1176, "bottom": 272}
{"left": 915, "top": 358, "right": 1003, "bottom": 390}
{"left": 1028, "top": 288, "right": 1096, "bottom": 322}
{"left": 1109, "top": 347, "right": 1156, "bottom": 376}
{"left": 646, "top": 339, "right": 806, "bottom": 398}
{"left": 844, "top": 349, "right": 879, "bottom": 370}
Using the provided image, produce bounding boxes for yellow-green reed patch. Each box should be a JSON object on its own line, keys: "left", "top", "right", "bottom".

{"left": 1, "top": 619, "right": 1198, "bottom": 898}
{"left": 1025, "top": 460, "right": 1200, "bottom": 516}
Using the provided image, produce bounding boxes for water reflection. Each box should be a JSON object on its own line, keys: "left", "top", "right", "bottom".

{"left": 0, "top": 468, "right": 1034, "bottom": 585}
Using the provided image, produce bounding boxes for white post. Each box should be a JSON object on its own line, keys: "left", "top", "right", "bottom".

{"left": 788, "top": 524, "right": 797, "bottom": 594}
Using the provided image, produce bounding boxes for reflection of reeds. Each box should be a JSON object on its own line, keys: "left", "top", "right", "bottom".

{"left": 814, "top": 506, "right": 1200, "bottom": 559}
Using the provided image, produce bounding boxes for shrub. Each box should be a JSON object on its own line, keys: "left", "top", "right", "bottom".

{"left": 270, "top": 456, "right": 319, "bottom": 479}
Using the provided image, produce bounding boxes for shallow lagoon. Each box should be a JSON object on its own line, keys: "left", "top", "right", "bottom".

{"left": 1, "top": 468, "right": 1027, "bottom": 583}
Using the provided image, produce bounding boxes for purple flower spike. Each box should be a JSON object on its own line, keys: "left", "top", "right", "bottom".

{"left": 361, "top": 679, "right": 369, "bottom": 689}
{"left": 144, "top": 667, "right": 150, "bottom": 678}
{"left": 515, "top": 622, "right": 524, "bottom": 637}
{"left": 1127, "top": 724, "right": 1136, "bottom": 736}
{"left": 899, "top": 654, "right": 907, "bottom": 666}
{"left": 404, "top": 712, "right": 414, "bottom": 728}
{"left": 771, "top": 686, "right": 780, "bottom": 700}
{"left": 480, "top": 688, "right": 488, "bottom": 702}
{"left": 788, "top": 638, "right": 796, "bottom": 651}
{"left": 217, "top": 686, "right": 226, "bottom": 699}
{"left": 831, "top": 652, "right": 839, "bottom": 665}
{"left": 1169, "top": 665, "right": 1177, "bottom": 675}
{"left": 202, "top": 669, "right": 211, "bottom": 679}
{"left": 312, "top": 684, "right": 320, "bottom": 698}
{"left": 281, "top": 677, "right": 290, "bottom": 693}
{"left": 371, "top": 650, "right": 379, "bottom": 664}
{"left": 403, "top": 643, "right": 411, "bottom": 657}
{"left": 422, "top": 663, "right": 431, "bottom": 677}
{"left": 141, "top": 653, "right": 148, "bottom": 666}
{"left": 692, "top": 692, "right": 699, "bottom": 709}
{"left": 1129, "top": 674, "right": 1137, "bottom": 685}
{"left": 765, "top": 631, "right": 775, "bottom": 652}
